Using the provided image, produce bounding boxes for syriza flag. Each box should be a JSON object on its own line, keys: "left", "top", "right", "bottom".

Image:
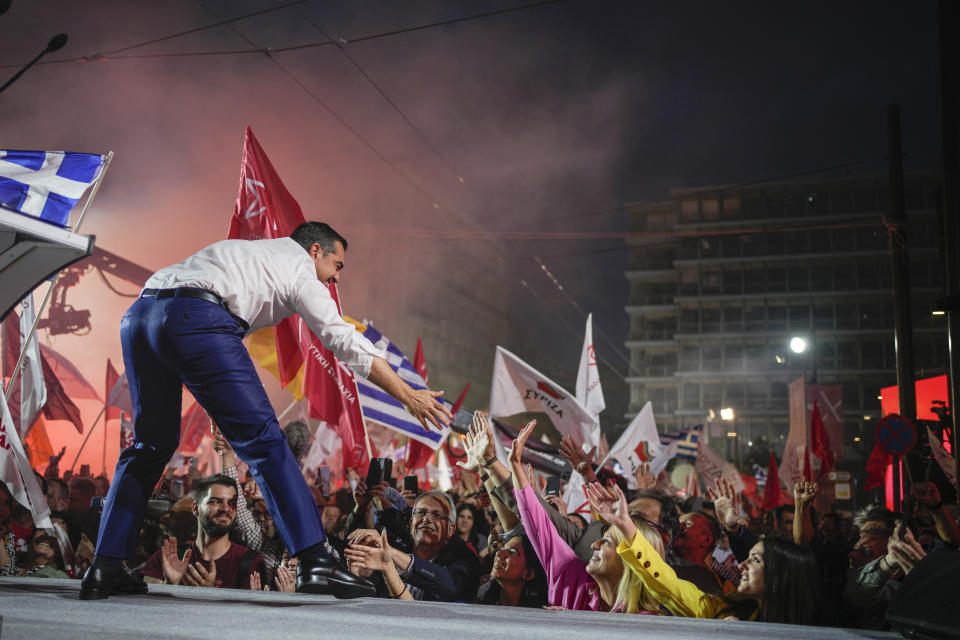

{"left": 602, "top": 402, "right": 677, "bottom": 486}
{"left": 490, "top": 347, "right": 598, "bottom": 449}
{"left": 562, "top": 470, "right": 593, "bottom": 522}
{"left": 300, "top": 283, "right": 368, "bottom": 471}
{"left": 227, "top": 126, "right": 305, "bottom": 388}
{"left": 575, "top": 314, "right": 605, "bottom": 419}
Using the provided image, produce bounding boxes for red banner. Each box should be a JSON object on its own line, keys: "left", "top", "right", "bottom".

{"left": 301, "top": 283, "right": 368, "bottom": 471}
{"left": 228, "top": 126, "right": 306, "bottom": 387}
{"left": 105, "top": 359, "right": 121, "bottom": 420}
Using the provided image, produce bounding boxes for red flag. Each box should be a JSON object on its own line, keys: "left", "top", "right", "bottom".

{"left": 864, "top": 441, "right": 890, "bottom": 490}
{"left": 413, "top": 339, "right": 428, "bottom": 384}
{"left": 301, "top": 283, "right": 368, "bottom": 471}
{"left": 763, "top": 451, "right": 781, "bottom": 511}
{"left": 802, "top": 446, "right": 813, "bottom": 482}
{"left": 105, "top": 359, "right": 121, "bottom": 420}
{"left": 809, "top": 402, "right": 834, "bottom": 478}
{"left": 178, "top": 402, "right": 209, "bottom": 453}
{"left": 227, "top": 126, "right": 306, "bottom": 387}
{"left": 40, "top": 351, "right": 83, "bottom": 434}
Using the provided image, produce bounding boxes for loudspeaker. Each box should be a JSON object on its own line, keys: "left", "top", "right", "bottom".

{"left": 886, "top": 550, "right": 960, "bottom": 640}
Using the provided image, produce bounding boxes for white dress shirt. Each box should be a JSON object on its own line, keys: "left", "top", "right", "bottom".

{"left": 144, "top": 237, "right": 384, "bottom": 378}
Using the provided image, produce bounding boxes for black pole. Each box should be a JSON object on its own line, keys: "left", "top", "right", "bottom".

{"left": 938, "top": 0, "right": 960, "bottom": 504}
{"left": 0, "top": 33, "right": 69, "bottom": 95}
{"left": 887, "top": 104, "right": 915, "bottom": 511}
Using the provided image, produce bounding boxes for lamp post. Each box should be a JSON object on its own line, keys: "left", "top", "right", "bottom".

{"left": 721, "top": 407, "right": 739, "bottom": 468}
{"left": 790, "top": 333, "right": 816, "bottom": 383}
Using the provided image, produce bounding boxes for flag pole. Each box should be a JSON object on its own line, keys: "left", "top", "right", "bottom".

{"left": 69, "top": 405, "right": 106, "bottom": 474}
{"left": 101, "top": 395, "right": 108, "bottom": 475}
{"left": 3, "top": 151, "right": 115, "bottom": 404}
{"left": 277, "top": 398, "right": 299, "bottom": 422}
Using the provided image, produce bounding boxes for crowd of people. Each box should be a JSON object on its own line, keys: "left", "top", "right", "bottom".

{"left": 2, "top": 410, "right": 958, "bottom": 632}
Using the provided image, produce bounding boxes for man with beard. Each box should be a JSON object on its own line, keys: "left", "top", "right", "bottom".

{"left": 670, "top": 511, "right": 730, "bottom": 594}
{"left": 140, "top": 475, "right": 264, "bottom": 589}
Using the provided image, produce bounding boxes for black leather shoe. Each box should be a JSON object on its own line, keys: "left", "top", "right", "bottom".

{"left": 296, "top": 554, "right": 376, "bottom": 599}
{"left": 79, "top": 563, "right": 149, "bottom": 600}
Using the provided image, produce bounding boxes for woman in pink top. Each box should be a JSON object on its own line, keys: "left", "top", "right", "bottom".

{"left": 508, "top": 420, "right": 664, "bottom": 614}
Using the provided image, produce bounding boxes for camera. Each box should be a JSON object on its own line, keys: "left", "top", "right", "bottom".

{"left": 365, "top": 457, "right": 393, "bottom": 487}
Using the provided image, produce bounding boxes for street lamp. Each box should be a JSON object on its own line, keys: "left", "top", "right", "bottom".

{"left": 790, "top": 333, "right": 816, "bottom": 383}
{"left": 721, "top": 407, "right": 739, "bottom": 467}
{"left": 790, "top": 336, "right": 807, "bottom": 354}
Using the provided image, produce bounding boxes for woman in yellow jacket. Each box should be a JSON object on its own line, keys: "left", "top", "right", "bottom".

{"left": 585, "top": 482, "right": 823, "bottom": 626}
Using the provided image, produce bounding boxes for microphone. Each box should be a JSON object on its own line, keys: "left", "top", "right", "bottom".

{"left": 47, "top": 33, "right": 68, "bottom": 52}
{"left": 0, "top": 31, "right": 70, "bottom": 94}
{"left": 0, "top": 1, "right": 11, "bottom": 17}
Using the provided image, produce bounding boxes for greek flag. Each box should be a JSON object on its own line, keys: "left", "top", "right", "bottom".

{"left": 354, "top": 322, "right": 451, "bottom": 448}
{"left": 0, "top": 149, "right": 106, "bottom": 227}
{"left": 660, "top": 423, "right": 702, "bottom": 459}
{"left": 752, "top": 462, "right": 768, "bottom": 490}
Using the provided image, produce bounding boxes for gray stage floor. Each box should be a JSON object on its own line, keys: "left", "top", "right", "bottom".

{"left": 0, "top": 577, "right": 899, "bottom": 640}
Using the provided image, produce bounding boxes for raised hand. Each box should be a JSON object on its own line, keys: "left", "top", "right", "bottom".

{"left": 559, "top": 434, "right": 597, "bottom": 477}
{"left": 635, "top": 463, "right": 655, "bottom": 491}
{"left": 160, "top": 537, "right": 192, "bottom": 585}
{"left": 888, "top": 528, "right": 926, "bottom": 575}
{"left": 794, "top": 481, "right": 818, "bottom": 506}
{"left": 545, "top": 494, "right": 568, "bottom": 514}
{"left": 250, "top": 571, "right": 266, "bottom": 591}
{"left": 508, "top": 420, "right": 537, "bottom": 490}
{"left": 456, "top": 411, "right": 491, "bottom": 472}
{"left": 708, "top": 477, "right": 741, "bottom": 531}
{"left": 182, "top": 560, "right": 217, "bottom": 588}
{"left": 274, "top": 565, "right": 296, "bottom": 592}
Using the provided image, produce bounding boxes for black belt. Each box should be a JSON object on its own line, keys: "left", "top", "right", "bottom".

{"left": 140, "top": 287, "right": 249, "bottom": 330}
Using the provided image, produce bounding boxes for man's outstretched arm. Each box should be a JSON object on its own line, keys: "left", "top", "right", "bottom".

{"left": 368, "top": 357, "right": 452, "bottom": 431}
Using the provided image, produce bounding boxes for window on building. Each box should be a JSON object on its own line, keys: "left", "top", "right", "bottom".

{"left": 837, "top": 340, "right": 858, "bottom": 369}
{"left": 744, "top": 343, "right": 767, "bottom": 369}
{"left": 789, "top": 304, "right": 810, "bottom": 329}
{"left": 682, "top": 382, "right": 701, "bottom": 406}
{"left": 680, "top": 309, "right": 699, "bottom": 333}
{"left": 702, "top": 345, "right": 722, "bottom": 369}
{"left": 746, "top": 381, "right": 768, "bottom": 408}
{"left": 725, "top": 381, "right": 745, "bottom": 406}
{"left": 861, "top": 340, "right": 883, "bottom": 368}
{"left": 702, "top": 198, "right": 720, "bottom": 220}
{"left": 787, "top": 229, "right": 808, "bottom": 253}
{"left": 745, "top": 305, "right": 766, "bottom": 331}
{"left": 831, "top": 228, "right": 856, "bottom": 253}
{"left": 680, "top": 345, "right": 699, "bottom": 370}
{"left": 817, "top": 340, "right": 836, "bottom": 373}
{"left": 680, "top": 198, "right": 699, "bottom": 222}
{"left": 854, "top": 184, "right": 877, "bottom": 213}
{"left": 723, "top": 195, "right": 741, "bottom": 215}
{"left": 829, "top": 186, "right": 853, "bottom": 214}
{"left": 766, "top": 267, "right": 786, "bottom": 292}
{"left": 723, "top": 306, "right": 744, "bottom": 331}
{"left": 702, "top": 270, "right": 722, "bottom": 294}
{"left": 767, "top": 304, "right": 787, "bottom": 330}
{"left": 788, "top": 266, "right": 808, "bottom": 292}
{"left": 702, "top": 307, "right": 722, "bottom": 332}
{"left": 813, "top": 303, "right": 833, "bottom": 330}
{"left": 835, "top": 261, "right": 857, "bottom": 289}
{"left": 743, "top": 267, "right": 765, "bottom": 294}
{"left": 703, "top": 383, "right": 723, "bottom": 407}
{"left": 724, "top": 343, "right": 744, "bottom": 370}
{"left": 842, "top": 381, "right": 862, "bottom": 409}
{"left": 722, "top": 269, "right": 742, "bottom": 295}
{"left": 860, "top": 301, "right": 883, "bottom": 329}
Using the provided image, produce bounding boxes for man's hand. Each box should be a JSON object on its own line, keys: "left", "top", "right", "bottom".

{"left": 559, "top": 434, "right": 597, "bottom": 478}
{"left": 160, "top": 537, "right": 192, "bottom": 585}
{"left": 794, "top": 481, "right": 818, "bottom": 506}
{"left": 545, "top": 494, "right": 568, "bottom": 514}
{"left": 274, "top": 565, "right": 296, "bottom": 592}
{"left": 888, "top": 528, "right": 926, "bottom": 575}
{"left": 344, "top": 529, "right": 395, "bottom": 573}
{"left": 708, "top": 477, "right": 741, "bottom": 531}
{"left": 353, "top": 478, "right": 371, "bottom": 513}
{"left": 635, "top": 463, "right": 656, "bottom": 491}
{"left": 182, "top": 561, "right": 217, "bottom": 588}
{"left": 405, "top": 388, "right": 452, "bottom": 432}
{"left": 456, "top": 411, "right": 491, "bottom": 472}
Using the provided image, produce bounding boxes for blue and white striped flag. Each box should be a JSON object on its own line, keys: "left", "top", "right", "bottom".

{"left": 0, "top": 149, "right": 106, "bottom": 227}
{"left": 354, "top": 322, "right": 451, "bottom": 448}
{"left": 660, "top": 423, "right": 702, "bottom": 460}
{"left": 752, "top": 462, "right": 768, "bottom": 490}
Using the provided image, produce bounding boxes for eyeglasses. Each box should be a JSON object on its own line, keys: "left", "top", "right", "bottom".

{"left": 412, "top": 508, "right": 448, "bottom": 521}
{"left": 251, "top": 510, "right": 273, "bottom": 521}
{"left": 633, "top": 513, "right": 666, "bottom": 535}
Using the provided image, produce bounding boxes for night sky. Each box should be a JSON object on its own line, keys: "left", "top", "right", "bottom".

{"left": 0, "top": 1, "right": 942, "bottom": 471}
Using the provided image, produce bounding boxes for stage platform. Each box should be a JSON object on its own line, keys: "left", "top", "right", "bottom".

{"left": 0, "top": 577, "right": 899, "bottom": 640}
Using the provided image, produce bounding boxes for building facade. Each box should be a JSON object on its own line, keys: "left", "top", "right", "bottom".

{"left": 624, "top": 173, "right": 944, "bottom": 463}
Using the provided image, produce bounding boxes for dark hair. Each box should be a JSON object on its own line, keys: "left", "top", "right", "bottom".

{"left": 333, "top": 487, "right": 355, "bottom": 513}
{"left": 719, "top": 537, "right": 821, "bottom": 625}
{"left": 290, "top": 222, "right": 347, "bottom": 255}
{"left": 567, "top": 513, "right": 588, "bottom": 529}
{"left": 192, "top": 474, "right": 238, "bottom": 503}
{"left": 632, "top": 488, "right": 681, "bottom": 549}
{"left": 455, "top": 503, "right": 487, "bottom": 548}
{"left": 854, "top": 505, "right": 900, "bottom": 531}
{"left": 478, "top": 534, "right": 548, "bottom": 608}
{"left": 774, "top": 504, "right": 795, "bottom": 524}
{"left": 70, "top": 478, "right": 96, "bottom": 500}
{"left": 283, "top": 420, "right": 311, "bottom": 461}
{"left": 47, "top": 477, "right": 68, "bottom": 499}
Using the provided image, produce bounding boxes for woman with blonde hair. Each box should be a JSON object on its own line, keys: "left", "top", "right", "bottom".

{"left": 508, "top": 420, "right": 663, "bottom": 614}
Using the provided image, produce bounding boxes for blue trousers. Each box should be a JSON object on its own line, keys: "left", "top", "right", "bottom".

{"left": 96, "top": 295, "right": 325, "bottom": 559}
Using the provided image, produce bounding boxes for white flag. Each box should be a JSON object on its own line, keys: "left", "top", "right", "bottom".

{"left": 19, "top": 295, "right": 46, "bottom": 438}
{"left": 575, "top": 313, "right": 605, "bottom": 419}
{"left": 561, "top": 470, "right": 593, "bottom": 522}
{"left": 602, "top": 402, "right": 677, "bottom": 487}
{"left": 490, "top": 346, "right": 599, "bottom": 448}
{"left": 120, "top": 414, "right": 135, "bottom": 450}
{"left": 926, "top": 427, "right": 956, "bottom": 485}
{"left": 696, "top": 440, "right": 746, "bottom": 494}
{"left": 107, "top": 372, "right": 133, "bottom": 416}
{"left": 0, "top": 385, "right": 52, "bottom": 530}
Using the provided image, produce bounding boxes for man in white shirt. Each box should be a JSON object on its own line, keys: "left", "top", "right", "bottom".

{"left": 80, "top": 222, "right": 451, "bottom": 601}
